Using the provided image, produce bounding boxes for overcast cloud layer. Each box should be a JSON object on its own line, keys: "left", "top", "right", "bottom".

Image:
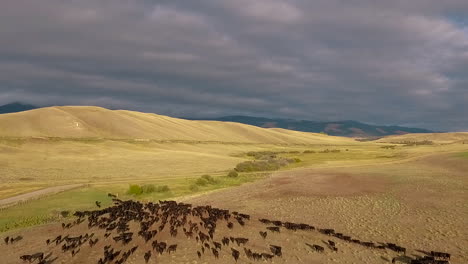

{"left": 1, "top": 0, "right": 468, "bottom": 130}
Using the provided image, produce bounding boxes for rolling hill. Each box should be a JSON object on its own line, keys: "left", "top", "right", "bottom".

{"left": 0, "top": 106, "right": 356, "bottom": 144}
{"left": 199, "top": 116, "right": 433, "bottom": 137}
{"left": 376, "top": 132, "right": 468, "bottom": 144}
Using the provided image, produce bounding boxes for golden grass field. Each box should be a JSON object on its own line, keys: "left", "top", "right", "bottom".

{"left": 0, "top": 107, "right": 467, "bottom": 263}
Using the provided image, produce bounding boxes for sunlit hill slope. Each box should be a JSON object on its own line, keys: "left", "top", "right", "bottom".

{"left": 377, "top": 132, "right": 468, "bottom": 144}
{"left": 0, "top": 106, "right": 356, "bottom": 144}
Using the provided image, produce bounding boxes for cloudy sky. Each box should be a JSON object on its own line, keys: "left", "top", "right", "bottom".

{"left": 1, "top": 0, "right": 468, "bottom": 131}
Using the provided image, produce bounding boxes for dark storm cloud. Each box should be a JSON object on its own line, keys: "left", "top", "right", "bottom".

{"left": 0, "top": 0, "right": 467, "bottom": 130}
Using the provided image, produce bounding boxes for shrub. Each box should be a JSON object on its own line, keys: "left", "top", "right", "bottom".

{"left": 303, "top": 150, "right": 316, "bottom": 153}
{"left": 189, "top": 184, "right": 199, "bottom": 192}
{"left": 195, "top": 175, "right": 218, "bottom": 186}
{"left": 195, "top": 178, "right": 208, "bottom": 186}
{"left": 60, "top": 211, "right": 70, "bottom": 218}
{"left": 227, "top": 170, "right": 239, "bottom": 178}
{"left": 201, "top": 174, "right": 217, "bottom": 184}
{"left": 127, "top": 184, "right": 143, "bottom": 195}
{"left": 246, "top": 151, "right": 277, "bottom": 160}
{"left": 155, "top": 185, "right": 170, "bottom": 192}
{"left": 141, "top": 184, "right": 156, "bottom": 193}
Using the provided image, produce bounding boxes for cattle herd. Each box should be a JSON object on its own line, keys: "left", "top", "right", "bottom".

{"left": 3, "top": 195, "right": 452, "bottom": 263}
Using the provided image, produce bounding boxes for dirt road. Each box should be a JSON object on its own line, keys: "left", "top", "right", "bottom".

{"left": 0, "top": 184, "right": 85, "bottom": 208}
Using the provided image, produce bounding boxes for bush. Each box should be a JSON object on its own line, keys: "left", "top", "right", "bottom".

{"left": 189, "top": 184, "right": 199, "bottom": 192}
{"left": 128, "top": 184, "right": 169, "bottom": 195}
{"left": 60, "top": 211, "right": 70, "bottom": 218}
{"left": 201, "top": 174, "right": 217, "bottom": 184}
{"left": 303, "top": 150, "right": 316, "bottom": 153}
{"left": 155, "top": 185, "right": 170, "bottom": 192}
{"left": 127, "top": 184, "right": 143, "bottom": 195}
{"left": 195, "top": 178, "right": 208, "bottom": 186}
{"left": 141, "top": 184, "right": 156, "bottom": 193}
{"left": 195, "top": 175, "right": 218, "bottom": 186}
{"left": 227, "top": 170, "right": 239, "bottom": 178}
{"left": 246, "top": 151, "right": 277, "bottom": 160}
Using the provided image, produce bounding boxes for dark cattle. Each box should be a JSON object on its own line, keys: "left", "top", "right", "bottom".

{"left": 20, "top": 255, "right": 32, "bottom": 262}
{"left": 13, "top": 198, "right": 447, "bottom": 264}
{"left": 430, "top": 251, "right": 451, "bottom": 260}
{"left": 239, "top": 213, "right": 250, "bottom": 220}
{"left": 266, "top": 226, "right": 280, "bottom": 233}
{"left": 212, "top": 248, "right": 219, "bottom": 258}
{"left": 319, "top": 228, "right": 335, "bottom": 235}
{"left": 272, "top": 220, "right": 283, "bottom": 226}
{"left": 213, "top": 241, "right": 222, "bottom": 250}
{"left": 11, "top": 235, "right": 23, "bottom": 243}
{"left": 167, "top": 244, "right": 177, "bottom": 254}
{"left": 262, "top": 253, "right": 274, "bottom": 260}
{"left": 144, "top": 250, "right": 151, "bottom": 263}
{"left": 362, "top": 242, "right": 375, "bottom": 248}
{"left": 231, "top": 248, "right": 240, "bottom": 262}
{"left": 270, "top": 245, "right": 282, "bottom": 257}
{"left": 222, "top": 237, "right": 230, "bottom": 246}
{"left": 244, "top": 248, "right": 253, "bottom": 259}
{"left": 71, "top": 248, "right": 80, "bottom": 257}
{"left": 23, "top": 252, "right": 44, "bottom": 262}
{"left": 308, "top": 244, "right": 324, "bottom": 253}
{"left": 95, "top": 201, "right": 101, "bottom": 208}
{"left": 234, "top": 237, "right": 249, "bottom": 246}
{"left": 4, "top": 236, "right": 9, "bottom": 245}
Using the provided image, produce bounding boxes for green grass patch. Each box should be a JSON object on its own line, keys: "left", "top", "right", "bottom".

{"left": 0, "top": 188, "right": 111, "bottom": 233}
{"left": 127, "top": 184, "right": 170, "bottom": 196}
{"left": 456, "top": 152, "right": 468, "bottom": 158}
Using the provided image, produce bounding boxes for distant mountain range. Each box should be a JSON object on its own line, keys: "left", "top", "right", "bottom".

{"left": 0, "top": 102, "right": 38, "bottom": 114}
{"left": 195, "top": 116, "right": 434, "bottom": 137}
{"left": 0, "top": 103, "right": 433, "bottom": 137}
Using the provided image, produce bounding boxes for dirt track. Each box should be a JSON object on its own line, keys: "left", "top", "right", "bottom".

{"left": 0, "top": 184, "right": 85, "bottom": 208}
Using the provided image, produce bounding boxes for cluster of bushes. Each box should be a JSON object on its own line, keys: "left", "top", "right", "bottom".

{"left": 246, "top": 150, "right": 301, "bottom": 160}
{"left": 381, "top": 145, "right": 396, "bottom": 149}
{"left": 127, "top": 184, "right": 170, "bottom": 195}
{"left": 189, "top": 175, "right": 221, "bottom": 192}
{"left": 234, "top": 158, "right": 299, "bottom": 172}
{"left": 195, "top": 175, "right": 218, "bottom": 186}
{"left": 246, "top": 151, "right": 277, "bottom": 160}
{"left": 318, "top": 149, "right": 341, "bottom": 153}
{"left": 395, "top": 140, "right": 434, "bottom": 146}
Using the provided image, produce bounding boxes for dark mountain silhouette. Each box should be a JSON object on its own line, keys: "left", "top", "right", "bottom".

{"left": 196, "top": 116, "right": 434, "bottom": 137}
{"left": 0, "top": 102, "right": 38, "bottom": 114}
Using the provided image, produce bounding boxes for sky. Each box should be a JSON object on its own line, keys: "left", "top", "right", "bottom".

{"left": 1, "top": 0, "right": 468, "bottom": 131}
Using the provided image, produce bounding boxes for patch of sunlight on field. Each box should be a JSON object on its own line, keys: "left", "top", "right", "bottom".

{"left": 0, "top": 173, "right": 267, "bottom": 232}
{"left": 0, "top": 188, "right": 111, "bottom": 232}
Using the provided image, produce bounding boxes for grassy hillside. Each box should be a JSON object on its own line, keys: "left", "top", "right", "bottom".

{"left": 0, "top": 106, "right": 356, "bottom": 145}
{"left": 377, "top": 132, "right": 468, "bottom": 144}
